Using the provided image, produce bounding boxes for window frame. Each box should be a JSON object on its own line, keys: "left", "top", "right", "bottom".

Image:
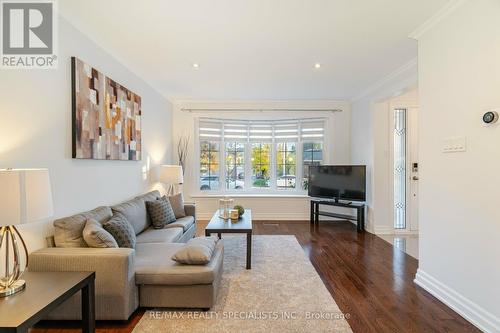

{"left": 276, "top": 141, "right": 297, "bottom": 190}
{"left": 194, "top": 117, "right": 328, "bottom": 195}
{"left": 199, "top": 140, "right": 221, "bottom": 191}
{"left": 250, "top": 142, "right": 272, "bottom": 189}
{"left": 224, "top": 141, "right": 245, "bottom": 190}
{"left": 302, "top": 141, "right": 324, "bottom": 190}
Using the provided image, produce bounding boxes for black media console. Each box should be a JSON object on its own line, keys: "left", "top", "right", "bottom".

{"left": 310, "top": 198, "right": 365, "bottom": 232}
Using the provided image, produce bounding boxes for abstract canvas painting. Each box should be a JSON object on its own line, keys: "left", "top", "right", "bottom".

{"left": 72, "top": 57, "right": 142, "bottom": 160}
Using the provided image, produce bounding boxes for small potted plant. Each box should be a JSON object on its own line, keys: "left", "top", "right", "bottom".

{"left": 234, "top": 205, "right": 245, "bottom": 219}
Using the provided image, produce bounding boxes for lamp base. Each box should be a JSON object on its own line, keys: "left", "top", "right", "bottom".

{"left": 0, "top": 279, "right": 26, "bottom": 297}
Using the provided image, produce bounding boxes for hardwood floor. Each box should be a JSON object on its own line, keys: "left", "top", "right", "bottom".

{"left": 31, "top": 221, "right": 480, "bottom": 333}
{"left": 253, "top": 221, "right": 480, "bottom": 333}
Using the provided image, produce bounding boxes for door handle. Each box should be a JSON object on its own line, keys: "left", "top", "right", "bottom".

{"left": 412, "top": 176, "right": 419, "bottom": 181}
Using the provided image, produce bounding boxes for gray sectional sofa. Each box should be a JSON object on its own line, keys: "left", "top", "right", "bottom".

{"left": 28, "top": 190, "right": 224, "bottom": 320}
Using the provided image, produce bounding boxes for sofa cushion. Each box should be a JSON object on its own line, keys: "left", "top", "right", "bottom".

{"left": 146, "top": 198, "right": 176, "bottom": 229}
{"left": 136, "top": 190, "right": 161, "bottom": 225}
{"left": 136, "top": 227, "right": 183, "bottom": 244}
{"left": 136, "top": 190, "right": 161, "bottom": 203}
{"left": 164, "top": 216, "right": 195, "bottom": 232}
{"left": 172, "top": 237, "right": 218, "bottom": 264}
{"left": 83, "top": 218, "right": 118, "bottom": 248}
{"left": 111, "top": 197, "right": 149, "bottom": 235}
{"left": 135, "top": 241, "right": 224, "bottom": 285}
{"left": 103, "top": 213, "right": 136, "bottom": 249}
{"left": 184, "top": 204, "right": 196, "bottom": 219}
{"left": 54, "top": 206, "right": 113, "bottom": 248}
{"left": 166, "top": 193, "right": 186, "bottom": 218}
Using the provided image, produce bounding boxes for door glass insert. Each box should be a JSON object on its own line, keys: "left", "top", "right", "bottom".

{"left": 394, "top": 109, "right": 407, "bottom": 229}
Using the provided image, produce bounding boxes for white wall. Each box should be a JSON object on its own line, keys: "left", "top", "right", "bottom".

{"left": 371, "top": 101, "right": 391, "bottom": 233}
{"left": 0, "top": 16, "right": 173, "bottom": 252}
{"left": 415, "top": 0, "right": 500, "bottom": 331}
{"left": 172, "top": 100, "right": 351, "bottom": 220}
{"left": 351, "top": 61, "right": 418, "bottom": 232}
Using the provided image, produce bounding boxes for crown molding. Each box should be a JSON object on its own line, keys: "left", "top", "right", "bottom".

{"left": 409, "top": 0, "right": 469, "bottom": 40}
{"left": 351, "top": 58, "right": 417, "bottom": 103}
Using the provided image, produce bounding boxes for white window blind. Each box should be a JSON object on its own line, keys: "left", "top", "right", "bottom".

{"left": 199, "top": 120, "right": 222, "bottom": 140}
{"left": 249, "top": 123, "right": 273, "bottom": 142}
{"left": 301, "top": 120, "right": 324, "bottom": 139}
{"left": 274, "top": 122, "right": 299, "bottom": 142}
{"left": 199, "top": 118, "right": 323, "bottom": 142}
{"left": 223, "top": 122, "right": 248, "bottom": 141}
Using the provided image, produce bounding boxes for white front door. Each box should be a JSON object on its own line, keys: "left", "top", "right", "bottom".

{"left": 407, "top": 106, "right": 419, "bottom": 232}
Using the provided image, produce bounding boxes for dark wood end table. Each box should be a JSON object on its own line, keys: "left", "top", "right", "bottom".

{"left": 0, "top": 271, "right": 95, "bottom": 333}
{"left": 205, "top": 209, "right": 253, "bottom": 269}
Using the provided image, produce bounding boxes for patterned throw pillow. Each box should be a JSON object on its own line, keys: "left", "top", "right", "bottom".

{"left": 146, "top": 198, "right": 176, "bottom": 229}
{"left": 102, "top": 213, "right": 136, "bottom": 248}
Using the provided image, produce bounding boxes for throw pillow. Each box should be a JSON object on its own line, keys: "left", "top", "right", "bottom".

{"left": 146, "top": 198, "right": 176, "bottom": 229}
{"left": 167, "top": 193, "right": 186, "bottom": 218}
{"left": 83, "top": 218, "right": 118, "bottom": 248}
{"left": 172, "top": 237, "right": 218, "bottom": 265}
{"left": 102, "top": 213, "right": 136, "bottom": 248}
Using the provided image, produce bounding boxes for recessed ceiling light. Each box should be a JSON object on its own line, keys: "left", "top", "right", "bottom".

{"left": 314, "top": 63, "right": 321, "bottom": 69}
{"left": 192, "top": 63, "right": 200, "bottom": 69}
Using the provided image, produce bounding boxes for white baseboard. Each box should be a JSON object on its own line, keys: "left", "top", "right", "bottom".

{"left": 372, "top": 227, "right": 419, "bottom": 236}
{"left": 373, "top": 226, "right": 394, "bottom": 235}
{"left": 414, "top": 269, "right": 500, "bottom": 333}
{"left": 197, "top": 213, "right": 366, "bottom": 222}
{"left": 394, "top": 230, "right": 419, "bottom": 235}
{"left": 197, "top": 213, "right": 310, "bottom": 221}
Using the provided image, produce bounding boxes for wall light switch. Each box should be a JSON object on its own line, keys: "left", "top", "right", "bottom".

{"left": 443, "top": 136, "right": 466, "bottom": 153}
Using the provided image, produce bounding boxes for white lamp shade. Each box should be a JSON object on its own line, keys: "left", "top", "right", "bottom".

{"left": 160, "top": 165, "right": 184, "bottom": 185}
{"left": 0, "top": 169, "right": 54, "bottom": 226}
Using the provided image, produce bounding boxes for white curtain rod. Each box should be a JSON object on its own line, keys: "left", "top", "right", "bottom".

{"left": 198, "top": 116, "right": 327, "bottom": 123}
{"left": 181, "top": 108, "right": 342, "bottom": 113}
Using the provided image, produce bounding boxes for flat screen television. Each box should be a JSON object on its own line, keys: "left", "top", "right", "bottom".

{"left": 308, "top": 165, "right": 366, "bottom": 202}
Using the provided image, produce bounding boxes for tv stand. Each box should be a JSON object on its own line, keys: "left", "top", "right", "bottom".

{"left": 310, "top": 198, "right": 365, "bottom": 232}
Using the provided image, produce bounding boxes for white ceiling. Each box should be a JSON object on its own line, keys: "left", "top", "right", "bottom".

{"left": 59, "top": 0, "right": 447, "bottom": 101}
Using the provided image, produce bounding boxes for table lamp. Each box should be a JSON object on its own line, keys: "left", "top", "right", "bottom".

{"left": 160, "top": 165, "right": 184, "bottom": 195}
{"left": 0, "top": 169, "right": 54, "bottom": 297}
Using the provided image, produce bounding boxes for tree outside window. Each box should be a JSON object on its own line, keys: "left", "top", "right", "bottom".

{"left": 200, "top": 141, "right": 220, "bottom": 190}
{"left": 251, "top": 143, "right": 271, "bottom": 188}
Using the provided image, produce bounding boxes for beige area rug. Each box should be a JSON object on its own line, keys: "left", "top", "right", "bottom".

{"left": 133, "top": 235, "right": 352, "bottom": 333}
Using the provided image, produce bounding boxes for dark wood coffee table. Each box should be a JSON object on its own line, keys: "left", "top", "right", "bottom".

{"left": 0, "top": 271, "right": 95, "bottom": 333}
{"left": 205, "top": 209, "right": 252, "bottom": 269}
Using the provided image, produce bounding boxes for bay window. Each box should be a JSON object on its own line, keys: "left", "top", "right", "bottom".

{"left": 198, "top": 118, "right": 326, "bottom": 193}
